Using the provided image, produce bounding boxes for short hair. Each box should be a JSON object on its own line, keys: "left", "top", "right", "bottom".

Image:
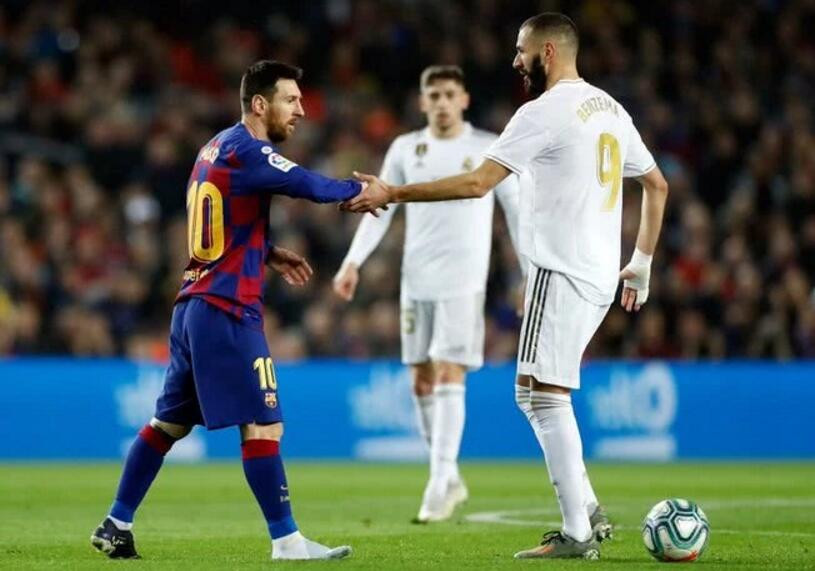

{"left": 419, "top": 65, "right": 466, "bottom": 90}
{"left": 240, "top": 60, "right": 303, "bottom": 113}
{"left": 521, "top": 12, "right": 579, "bottom": 54}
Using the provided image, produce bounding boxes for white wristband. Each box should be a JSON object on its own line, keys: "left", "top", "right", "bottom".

{"left": 630, "top": 247, "right": 653, "bottom": 268}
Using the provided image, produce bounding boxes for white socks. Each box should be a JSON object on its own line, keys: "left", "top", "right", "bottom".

{"left": 429, "top": 383, "right": 465, "bottom": 486}
{"left": 583, "top": 470, "right": 599, "bottom": 515}
{"left": 412, "top": 394, "right": 435, "bottom": 447}
{"left": 515, "top": 385, "right": 599, "bottom": 516}
{"left": 515, "top": 385, "right": 592, "bottom": 542}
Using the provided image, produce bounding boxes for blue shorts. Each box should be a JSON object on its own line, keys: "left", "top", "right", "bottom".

{"left": 154, "top": 298, "right": 283, "bottom": 429}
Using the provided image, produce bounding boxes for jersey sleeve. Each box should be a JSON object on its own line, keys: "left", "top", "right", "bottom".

{"left": 493, "top": 173, "right": 528, "bottom": 275}
{"left": 623, "top": 121, "right": 657, "bottom": 178}
{"left": 379, "top": 138, "right": 406, "bottom": 185}
{"left": 340, "top": 138, "right": 405, "bottom": 267}
{"left": 484, "top": 102, "right": 553, "bottom": 175}
{"left": 237, "top": 139, "right": 361, "bottom": 203}
{"left": 341, "top": 203, "right": 400, "bottom": 268}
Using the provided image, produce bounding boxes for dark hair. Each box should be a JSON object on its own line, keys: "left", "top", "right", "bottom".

{"left": 420, "top": 65, "right": 466, "bottom": 90}
{"left": 522, "top": 12, "right": 579, "bottom": 53}
{"left": 240, "top": 60, "right": 303, "bottom": 113}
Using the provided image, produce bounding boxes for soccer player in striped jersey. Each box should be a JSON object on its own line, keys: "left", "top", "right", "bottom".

{"left": 333, "top": 65, "right": 526, "bottom": 523}
{"left": 91, "top": 60, "right": 367, "bottom": 561}
{"left": 344, "top": 13, "right": 669, "bottom": 560}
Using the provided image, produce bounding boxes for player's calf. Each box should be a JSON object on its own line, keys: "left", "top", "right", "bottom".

{"left": 240, "top": 423, "right": 354, "bottom": 560}
{"left": 91, "top": 420, "right": 184, "bottom": 559}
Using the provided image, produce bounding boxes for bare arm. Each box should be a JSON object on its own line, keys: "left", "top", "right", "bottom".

{"left": 633, "top": 166, "right": 669, "bottom": 255}
{"left": 341, "top": 159, "right": 511, "bottom": 212}
{"left": 619, "top": 166, "right": 669, "bottom": 312}
{"left": 392, "top": 159, "right": 511, "bottom": 202}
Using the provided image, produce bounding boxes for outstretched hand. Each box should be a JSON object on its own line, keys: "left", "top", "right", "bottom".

{"left": 267, "top": 246, "right": 313, "bottom": 287}
{"left": 338, "top": 172, "right": 392, "bottom": 216}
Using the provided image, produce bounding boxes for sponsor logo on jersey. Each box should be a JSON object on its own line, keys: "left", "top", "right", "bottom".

{"left": 267, "top": 152, "right": 297, "bottom": 172}
{"left": 200, "top": 143, "right": 220, "bottom": 164}
{"left": 183, "top": 268, "right": 209, "bottom": 282}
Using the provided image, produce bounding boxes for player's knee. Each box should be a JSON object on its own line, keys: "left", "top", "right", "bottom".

{"left": 150, "top": 418, "right": 192, "bottom": 439}
{"left": 434, "top": 361, "right": 466, "bottom": 385}
{"left": 516, "top": 374, "right": 533, "bottom": 389}
{"left": 411, "top": 363, "right": 435, "bottom": 396}
{"left": 241, "top": 422, "right": 283, "bottom": 442}
{"left": 529, "top": 377, "right": 571, "bottom": 395}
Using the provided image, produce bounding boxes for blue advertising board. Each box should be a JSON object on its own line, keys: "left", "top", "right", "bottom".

{"left": 0, "top": 359, "right": 812, "bottom": 461}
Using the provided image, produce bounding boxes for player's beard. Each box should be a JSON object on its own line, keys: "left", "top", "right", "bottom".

{"left": 523, "top": 54, "right": 547, "bottom": 97}
{"left": 265, "top": 111, "right": 290, "bottom": 143}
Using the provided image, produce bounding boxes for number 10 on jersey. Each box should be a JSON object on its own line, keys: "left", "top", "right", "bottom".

{"left": 597, "top": 133, "right": 621, "bottom": 211}
{"left": 187, "top": 181, "right": 225, "bottom": 262}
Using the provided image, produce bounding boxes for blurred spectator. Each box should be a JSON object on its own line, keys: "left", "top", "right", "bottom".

{"left": 0, "top": 0, "right": 814, "bottom": 361}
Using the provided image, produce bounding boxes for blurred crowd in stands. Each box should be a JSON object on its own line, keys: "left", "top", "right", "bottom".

{"left": 1, "top": 0, "right": 814, "bottom": 361}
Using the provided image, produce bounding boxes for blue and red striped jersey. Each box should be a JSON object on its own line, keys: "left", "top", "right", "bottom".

{"left": 176, "top": 122, "right": 361, "bottom": 320}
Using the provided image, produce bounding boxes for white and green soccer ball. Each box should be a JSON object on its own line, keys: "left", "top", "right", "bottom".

{"left": 642, "top": 498, "right": 710, "bottom": 562}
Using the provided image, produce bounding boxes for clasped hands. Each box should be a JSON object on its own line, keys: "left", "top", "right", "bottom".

{"left": 338, "top": 171, "right": 392, "bottom": 216}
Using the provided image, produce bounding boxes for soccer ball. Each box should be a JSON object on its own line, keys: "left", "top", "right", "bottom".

{"left": 642, "top": 499, "right": 710, "bottom": 562}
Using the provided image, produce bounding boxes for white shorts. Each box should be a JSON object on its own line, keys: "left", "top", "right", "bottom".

{"left": 400, "top": 292, "right": 486, "bottom": 370}
{"left": 516, "top": 267, "right": 610, "bottom": 389}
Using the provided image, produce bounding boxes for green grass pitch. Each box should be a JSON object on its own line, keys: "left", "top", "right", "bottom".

{"left": 1, "top": 462, "right": 813, "bottom": 569}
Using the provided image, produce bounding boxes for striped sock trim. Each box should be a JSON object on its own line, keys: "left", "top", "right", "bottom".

{"left": 241, "top": 439, "right": 280, "bottom": 460}
{"left": 529, "top": 390, "right": 572, "bottom": 409}
{"left": 138, "top": 425, "right": 174, "bottom": 455}
{"left": 433, "top": 383, "right": 465, "bottom": 396}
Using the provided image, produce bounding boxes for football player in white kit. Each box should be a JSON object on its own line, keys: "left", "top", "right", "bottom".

{"left": 333, "top": 65, "right": 526, "bottom": 523}
{"left": 342, "top": 13, "right": 669, "bottom": 560}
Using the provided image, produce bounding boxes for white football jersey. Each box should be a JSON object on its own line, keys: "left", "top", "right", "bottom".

{"left": 343, "top": 122, "right": 526, "bottom": 301}
{"left": 485, "top": 79, "right": 656, "bottom": 305}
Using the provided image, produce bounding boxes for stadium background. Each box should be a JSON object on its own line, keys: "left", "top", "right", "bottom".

{"left": 0, "top": 0, "right": 813, "bottom": 459}
{"left": 2, "top": 0, "right": 814, "bottom": 363}
{"left": 1, "top": 1, "right": 814, "bottom": 568}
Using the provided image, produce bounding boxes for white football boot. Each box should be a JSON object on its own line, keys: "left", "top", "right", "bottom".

{"left": 271, "top": 531, "right": 352, "bottom": 560}
{"left": 413, "top": 476, "right": 468, "bottom": 523}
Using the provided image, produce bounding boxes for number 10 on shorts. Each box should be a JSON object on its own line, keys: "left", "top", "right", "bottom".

{"left": 253, "top": 357, "right": 277, "bottom": 390}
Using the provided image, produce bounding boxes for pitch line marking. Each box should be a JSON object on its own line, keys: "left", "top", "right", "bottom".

{"left": 464, "top": 501, "right": 815, "bottom": 539}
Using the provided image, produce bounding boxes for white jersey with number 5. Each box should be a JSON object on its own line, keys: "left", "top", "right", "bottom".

{"left": 485, "top": 78, "right": 656, "bottom": 305}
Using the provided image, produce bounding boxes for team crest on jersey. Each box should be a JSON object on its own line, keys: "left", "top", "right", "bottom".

{"left": 265, "top": 392, "right": 278, "bottom": 408}
{"left": 462, "top": 157, "right": 474, "bottom": 171}
{"left": 414, "top": 143, "right": 428, "bottom": 167}
{"left": 267, "top": 152, "right": 297, "bottom": 172}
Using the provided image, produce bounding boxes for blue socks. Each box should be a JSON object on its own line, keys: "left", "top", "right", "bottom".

{"left": 107, "top": 428, "right": 296, "bottom": 541}
{"left": 109, "top": 424, "right": 175, "bottom": 524}
{"left": 241, "top": 439, "right": 298, "bottom": 539}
